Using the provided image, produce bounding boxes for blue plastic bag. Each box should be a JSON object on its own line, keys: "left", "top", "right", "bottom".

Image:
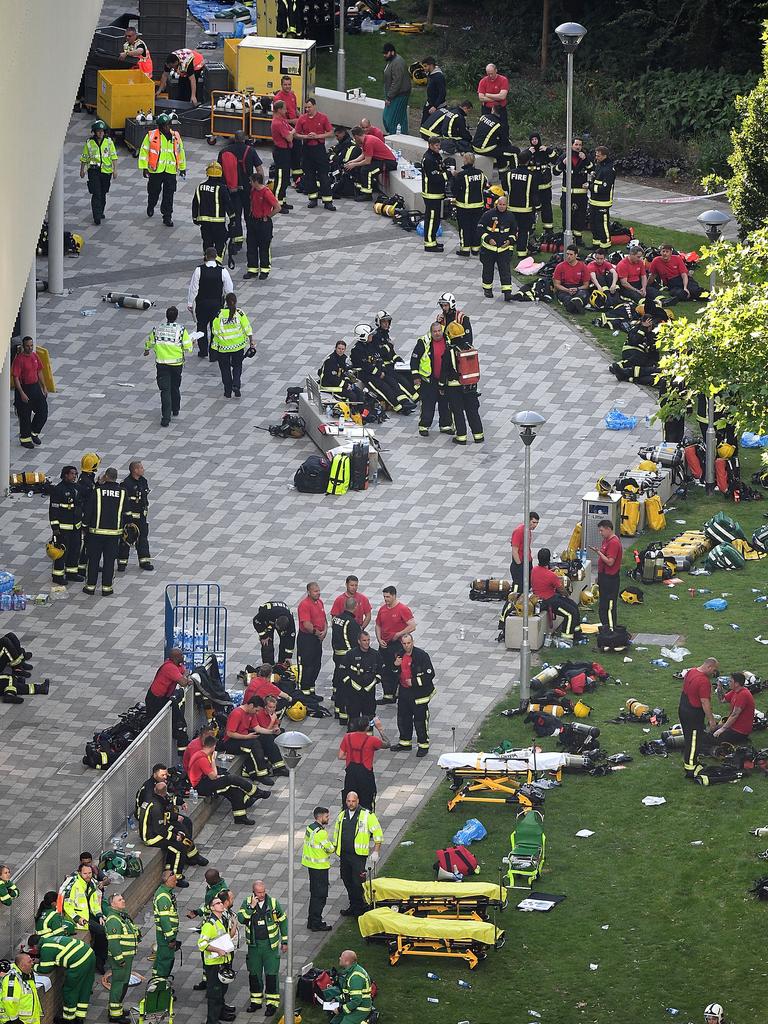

{"left": 452, "top": 818, "right": 487, "bottom": 846}
{"left": 703, "top": 598, "right": 728, "bottom": 611}
{"left": 416, "top": 221, "right": 443, "bottom": 239}
{"left": 604, "top": 407, "right": 638, "bottom": 430}
{"left": 741, "top": 431, "right": 768, "bottom": 448}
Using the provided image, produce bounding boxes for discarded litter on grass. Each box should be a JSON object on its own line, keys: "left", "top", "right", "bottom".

{"left": 575, "top": 829, "right": 595, "bottom": 838}
{"left": 642, "top": 796, "right": 666, "bottom": 806}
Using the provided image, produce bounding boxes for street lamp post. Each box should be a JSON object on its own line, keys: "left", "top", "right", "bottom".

{"left": 511, "top": 411, "right": 547, "bottom": 706}
{"left": 274, "top": 730, "right": 313, "bottom": 1024}
{"left": 696, "top": 209, "right": 733, "bottom": 494}
{"left": 337, "top": 1, "right": 346, "bottom": 92}
{"left": 555, "top": 22, "right": 587, "bottom": 251}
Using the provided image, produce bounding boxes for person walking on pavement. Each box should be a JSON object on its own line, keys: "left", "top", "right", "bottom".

{"left": 270, "top": 101, "right": 295, "bottom": 214}
{"left": 219, "top": 130, "right": 263, "bottom": 252}
{"left": 187, "top": 249, "right": 234, "bottom": 360}
{"left": 116, "top": 461, "right": 153, "bottom": 573}
{"left": 339, "top": 717, "right": 390, "bottom": 810}
{"left": 294, "top": 97, "right": 337, "bottom": 211}
{"left": 192, "top": 162, "right": 235, "bottom": 265}
{"left": 11, "top": 337, "right": 48, "bottom": 450}
{"left": 211, "top": 293, "right": 255, "bottom": 399}
{"left": 421, "top": 137, "right": 448, "bottom": 253}
{"left": 48, "top": 466, "right": 84, "bottom": 585}
{"left": 297, "top": 582, "right": 327, "bottom": 697}
{"left": 82, "top": 468, "right": 125, "bottom": 597}
{"left": 138, "top": 113, "right": 186, "bottom": 227}
{"left": 390, "top": 634, "right": 435, "bottom": 757}
{"left": 198, "top": 896, "right": 236, "bottom": 1024}
{"left": 382, "top": 42, "right": 411, "bottom": 135}
{"left": 144, "top": 306, "right": 193, "bottom": 425}
{"left": 590, "top": 519, "right": 623, "bottom": 630}
{"left": 104, "top": 893, "right": 140, "bottom": 1024}
{"left": 411, "top": 321, "right": 453, "bottom": 437}
{"left": 237, "top": 880, "right": 288, "bottom": 1016}
{"left": 152, "top": 871, "right": 179, "bottom": 978}
{"left": 332, "top": 792, "right": 383, "bottom": 918}
{"left": 375, "top": 586, "right": 416, "bottom": 704}
{"left": 244, "top": 170, "right": 280, "bottom": 281}
{"left": 441, "top": 320, "right": 484, "bottom": 444}
{"left": 478, "top": 195, "right": 516, "bottom": 300}
{"left": 302, "top": 806, "right": 335, "bottom": 932}
{"left": 0, "top": 954, "right": 42, "bottom": 1024}
{"left": 79, "top": 120, "right": 117, "bottom": 225}
{"left": 34, "top": 933, "right": 95, "bottom": 1024}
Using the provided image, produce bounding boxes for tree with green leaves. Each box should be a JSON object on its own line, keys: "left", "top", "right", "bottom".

{"left": 727, "top": 22, "right": 768, "bottom": 236}
{"left": 656, "top": 230, "right": 768, "bottom": 433}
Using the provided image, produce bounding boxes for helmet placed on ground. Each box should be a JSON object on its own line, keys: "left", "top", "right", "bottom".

{"left": 374, "top": 309, "right": 391, "bottom": 327}
{"left": 122, "top": 522, "right": 140, "bottom": 547}
{"left": 353, "top": 323, "right": 373, "bottom": 343}
{"left": 438, "top": 291, "right": 457, "bottom": 310}
{"left": 156, "top": 113, "right": 172, "bottom": 126}
{"left": 91, "top": 120, "right": 107, "bottom": 133}
{"left": 589, "top": 288, "right": 607, "bottom": 309}
{"left": 277, "top": 1013, "right": 302, "bottom": 1024}
{"left": 704, "top": 1004, "right": 724, "bottom": 1024}
{"left": 81, "top": 452, "right": 101, "bottom": 473}
{"left": 620, "top": 586, "right": 644, "bottom": 605}
{"left": 573, "top": 699, "right": 592, "bottom": 718}
{"left": 285, "top": 701, "right": 307, "bottom": 722}
{"left": 207, "top": 162, "right": 223, "bottom": 177}
{"left": 579, "top": 588, "right": 595, "bottom": 607}
{"left": 717, "top": 443, "right": 736, "bottom": 459}
{"left": 46, "top": 539, "right": 65, "bottom": 561}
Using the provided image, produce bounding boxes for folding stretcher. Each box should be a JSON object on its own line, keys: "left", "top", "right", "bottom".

{"left": 438, "top": 750, "right": 565, "bottom": 812}
{"left": 366, "top": 877, "right": 507, "bottom": 920}
{"left": 358, "top": 907, "right": 505, "bottom": 970}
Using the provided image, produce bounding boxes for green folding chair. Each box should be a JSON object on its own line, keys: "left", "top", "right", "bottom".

{"left": 505, "top": 810, "right": 546, "bottom": 887}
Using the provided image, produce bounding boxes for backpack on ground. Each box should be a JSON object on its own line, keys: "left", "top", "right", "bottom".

{"left": 644, "top": 494, "right": 666, "bottom": 531}
{"left": 751, "top": 525, "right": 768, "bottom": 554}
{"left": 684, "top": 443, "right": 705, "bottom": 480}
{"left": 434, "top": 845, "right": 479, "bottom": 878}
{"left": 293, "top": 454, "right": 331, "bottom": 493}
{"left": 326, "top": 452, "right": 351, "bottom": 495}
{"left": 619, "top": 497, "right": 640, "bottom": 536}
{"left": 349, "top": 443, "right": 368, "bottom": 491}
{"left": 703, "top": 511, "right": 746, "bottom": 545}
{"left": 596, "top": 625, "right": 632, "bottom": 652}
{"left": 705, "top": 542, "right": 746, "bottom": 571}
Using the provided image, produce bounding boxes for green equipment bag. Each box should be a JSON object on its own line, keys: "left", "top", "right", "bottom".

{"left": 644, "top": 495, "right": 666, "bottom": 532}
{"left": 703, "top": 511, "right": 746, "bottom": 546}
{"left": 752, "top": 525, "right": 768, "bottom": 555}
{"left": 620, "top": 497, "right": 640, "bottom": 537}
{"left": 326, "top": 452, "right": 351, "bottom": 495}
{"left": 138, "top": 977, "right": 174, "bottom": 1024}
{"left": 705, "top": 542, "right": 746, "bottom": 571}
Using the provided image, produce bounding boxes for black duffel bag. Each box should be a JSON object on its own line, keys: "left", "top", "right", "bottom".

{"left": 596, "top": 625, "right": 632, "bottom": 652}
{"left": 294, "top": 454, "right": 331, "bottom": 493}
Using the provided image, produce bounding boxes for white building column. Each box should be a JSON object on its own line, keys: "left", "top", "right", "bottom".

{"left": 0, "top": 348, "right": 9, "bottom": 499}
{"left": 47, "top": 153, "right": 65, "bottom": 296}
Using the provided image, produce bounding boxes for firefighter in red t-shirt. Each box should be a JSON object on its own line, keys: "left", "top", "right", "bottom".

{"left": 375, "top": 586, "right": 416, "bottom": 703}
{"left": 648, "top": 243, "right": 705, "bottom": 303}
{"left": 678, "top": 657, "right": 718, "bottom": 778}
{"left": 552, "top": 245, "right": 590, "bottom": 313}
{"left": 714, "top": 671, "right": 755, "bottom": 745}
{"left": 530, "top": 548, "right": 582, "bottom": 641}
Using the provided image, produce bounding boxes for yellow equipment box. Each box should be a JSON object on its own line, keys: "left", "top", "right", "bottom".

{"left": 235, "top": 36, "right": 316, "bottom": 105}
{"left": 97, "top": 69, "right": 155, "bottom": 129}
{"left": 223, "top": 37, "right": 241, "bottom": 78}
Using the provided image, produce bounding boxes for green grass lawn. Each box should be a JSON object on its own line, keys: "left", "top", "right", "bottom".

{"left": 305, "top": 450, "right": 768, "bottom": 1024}
{"left": 316, "top": 31, "right": 433, "bottom": 104}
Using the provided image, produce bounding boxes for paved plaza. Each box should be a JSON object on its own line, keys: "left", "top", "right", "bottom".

{"left": 0, "top": 51, "right": 730, "bottom": 1013}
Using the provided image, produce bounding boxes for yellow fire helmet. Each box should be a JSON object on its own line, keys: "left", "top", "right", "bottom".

{"left": 207, "top": 161, "right": 223, "bottom": 177}
{"left": 596, "top": 476, "right": 612, "bottom": 496}
{"left": 573, "top": 699, "right": 592, "bottom": 718}
{"left": 334, "top": 401, "right": 351, "bottom": 419}
{"left": 717, "top": 443, "right": 736, "bottom": 459}
{"left": 46, "top": 539, "right": 65, "bottom": 561}
{"left": 445, "top": 321, "right": 466, "bottom": 339}
{"left": 579, "top": 588, "right": 595, "bottom": 607}
{"left": 277, "top": 1014, "right": 302, "bottom": 1024}
{"left": 489, "top": 184, "right": 505, "bottom": 198}
{"left": 81, "top": 452, "right": 101, "bottom": 473}
{"left": 636, "top": 460, "right": 657, "bottom": 471}
{"left": 285, "top": 701, "right": 307, "bottom": 722}
{"left": 620, "top": 586, "right": 644, "bottom": 605}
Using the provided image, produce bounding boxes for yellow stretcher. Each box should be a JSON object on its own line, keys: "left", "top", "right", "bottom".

{"left": 358, "top": 907, "right": 505, "bottom": 970}
{"left": 437, "top": 751, "right": 561, "bottom": 813}
{"left": 366, "top": 877, "right": 507, "bottom": 920}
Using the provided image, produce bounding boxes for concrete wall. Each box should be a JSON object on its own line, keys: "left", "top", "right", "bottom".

{"left": 0, "top": 1, "right": 104, "bottom": 361}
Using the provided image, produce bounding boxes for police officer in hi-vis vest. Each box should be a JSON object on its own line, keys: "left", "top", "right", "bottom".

{"left": 138, "top": 114, "right": 187, "bottom": 227}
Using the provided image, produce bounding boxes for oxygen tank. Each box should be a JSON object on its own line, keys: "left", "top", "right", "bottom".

{"left": 102, "top": 292, "right": 155, "bottom": 310}
{"left": 528, "top": 702, "right": 565, "bottom": 717}
{"left": 530, "top": 665, "right": 561, "bottom": 692}
{"left": 626, "top": 698, "right": 650, "bottom": 718}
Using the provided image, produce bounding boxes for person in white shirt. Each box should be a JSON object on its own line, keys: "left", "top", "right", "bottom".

{"left": 187, "top": 247, "right": 234, "bottom": 360}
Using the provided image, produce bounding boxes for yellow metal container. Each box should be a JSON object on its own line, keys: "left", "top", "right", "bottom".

{"left": 235, "top": 36, "right": 315, "bottom": 105}
{"left": 223, "top": 37, "right": 241, "bottom": 77}
{"left": 96, "top": 69, "right": 155, "bottom": 129}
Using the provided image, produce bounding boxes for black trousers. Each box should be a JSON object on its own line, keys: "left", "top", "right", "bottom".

{"left": 16, "top": 382, "right": 48, "bottom": 443}
{"left": 396, "top": 690, "right": 429, "bottom": 750}
{"left": 195, "top": 300, "right": 220, "bottom": 358}
{"left": 560, "top": 190, "right": 588, "bottom": 237}
{"left": 455, "top": 207, "right": 482, "bottom": 253}
{"left": 307, "top": 868, "right": 329, "bottom": 927}
{"left": 418, "top": 378, "right": 452, "bottom": 432}
{"left": 666, "top": 273, "right": 704, "bottom": 301}
{"left": 597, "top": 572, "right": 620, "bottom": 630}
{"left": 156, "top": 837, "right": 190, "bottom": 876}
{"left": 204, "top": 964, "right": 225, "bottom": 1024}
{"left": 222, "top": 736, "right": 270, "bottom": 778}
{"left": 589, "top": 204, "right": 611, "bottom": 249}
{"left": 512, "top": 211, "right": 534, "bottom": 257}
{"left": 145, "top": 690, "right": 188, "bottom": 739}
{"left": 147, "top": 172, "right": 177, "bottom": 218}
{"left": 535, "top": 185, "right": 554, "bottom": 228}
{"left": 509, "top": 560, "right": 532, "bottom": 592}
{"left": 716, "top": 727, "right": 751, "bottom": 747}
{"left": 117, "top": 514, "right": 151, "bottom": 569}
{"left": 87, "top": 167, "right": 112, "bottom": 222}
{"left": 482, "top": 102, "right": 509, "bottom": 146}
{"left": 540, "top": 594, "right": 581, "bottom": 637}
{"left": 85, "top": 534, "right": 119, "bottom": 593}
{"left": 422, "top": 197, "right": 443, "bottom": 249}
{"left": 153, "top": 363, "right": 183, "bottom": 425}
{"left": 342, "top": 761, "right": 376, "bottom": 811}
{"left": 246, "top": 217, "right": 273, "bottom": 275}
{"left": 200, "top": 222, "right": 228, "bottom": 264}
{"left": 480, "top": 247, "right": 512, "bottom": 294}
{"left": 302, "top": 145, "right": 332, "bottom": 202}
{"left": 260, "top": 631, "right": 294, "bottom": 665}
{"left": 89, "top": 920, "right": 108, "bottom": 970}
{"left": 332, "top": 654, "right": 348, "bottom": 718}
{"left": 679, "top": 694, "right": 706, "bottom": 776}
{"left": 272, "top": 147, "right": 292, "bottom": 202}
{"left": 619, "top": 283, "right": 661, "bottom": 303}
{"left": 339, "top": 851, "right": 368, "bottom": 915}
{"left": 379, "top": 639, "right": 403, "bottom": 699}
{"left": 229, "top": 187, "right": 247, "bottom": 245}
{"left": 447, "top": 387, "right": 483, "bottom": 443}
{"left": 216, "top": 350, "right": 244, "bottom": 395}
{"left": 196, "top": 773, "right": 252, "bottom": 819}
{"left": 346, "top": 687, "right": 376, "bottom": 723}
{"left": 52, "top": 529, "right": 82, "bottom": 582}
{"left": 297, "top": 632, "right": 323, "bottom": 696}
{"left": 291, "top": 139, "right": 303, "bottom": 179}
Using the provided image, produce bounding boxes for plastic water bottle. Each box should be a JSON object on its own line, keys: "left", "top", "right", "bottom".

{"left": 459, "top": 625, "right": 465, "bottom": 641}
{"left": 396, "top": 122, "right": 402, "bottom": 134}
{"left": 426, "top": 997, "right": 439, "bottom": 1004}
{"left": 457, "top": 980, "right": 472, "bottom": 990}
{"left": 338, "top": 414, "right": 345, "bottom": 433}
{"left": 651, "top": 659, "right": 669, "bottom": 667}
{"left": 426, "top": 972, "right": 440, "bottom": 981}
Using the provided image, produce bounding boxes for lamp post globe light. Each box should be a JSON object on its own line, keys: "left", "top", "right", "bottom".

{"left": 274, "top": 730, "right": 313, "bottom": 1024}
{"left": 555, "top": 22, "right": 587, "bottom": 251}
{"left": 696, "top": 209, "right": 733, "bottom": 493}
{"left": 511, "top": 411, "right": 547, "bottom": 705}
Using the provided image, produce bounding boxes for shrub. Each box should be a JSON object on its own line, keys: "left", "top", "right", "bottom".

{"left": 728, "top": 23, "right": 768, "bottom": 236}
